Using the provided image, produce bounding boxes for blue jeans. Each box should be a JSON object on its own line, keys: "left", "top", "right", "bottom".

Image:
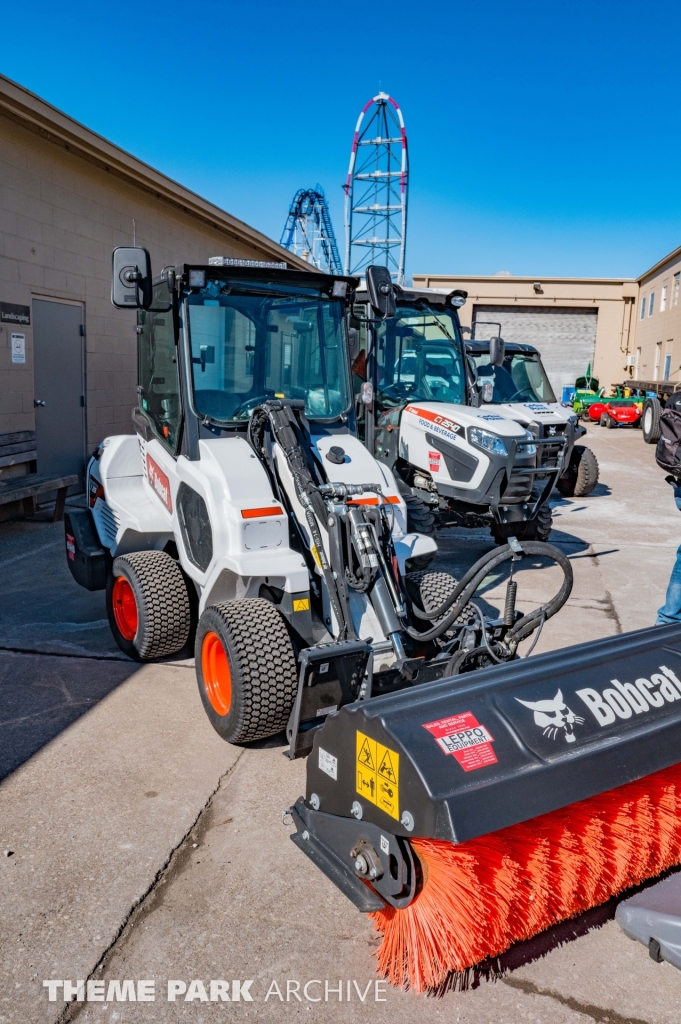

{"left": 657, "top": 484, "right": 681, "bottom": 624}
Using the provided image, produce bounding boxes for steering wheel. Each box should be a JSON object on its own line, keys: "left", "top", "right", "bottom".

{"left": 231, "top": 394, "right": 273, "bottom": 418}
{"left": 505, "top": 387, "right": 536, "bottom": 402}
{"left": 380, "top": 382, "right": 418, "bottom": 402}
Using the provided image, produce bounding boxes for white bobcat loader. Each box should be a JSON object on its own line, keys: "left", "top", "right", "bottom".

{"left": 64, "top": 249, "right": 572, "bottom": 752}
{"left": 351, "top": 270, "right": 568, "bottom": 543}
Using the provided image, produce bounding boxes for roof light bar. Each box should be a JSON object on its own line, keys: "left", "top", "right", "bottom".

{"left": 208, "top": 258, "right": 288, "bottom": 269}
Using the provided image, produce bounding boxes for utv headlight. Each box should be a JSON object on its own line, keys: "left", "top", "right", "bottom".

{"left": 469, "top": 427, "right": 507, "bottom": 457}
{"left": 516, "top": 429, "right": 536, "bottom": 455}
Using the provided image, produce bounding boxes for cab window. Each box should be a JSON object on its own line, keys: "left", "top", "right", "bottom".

{"left": 137, "top": 284, "right": 180, "bottom": 452}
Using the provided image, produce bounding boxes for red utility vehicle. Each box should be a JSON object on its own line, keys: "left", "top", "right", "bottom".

{"left": 588, "top": 399, "right": 642, "bottom": 429}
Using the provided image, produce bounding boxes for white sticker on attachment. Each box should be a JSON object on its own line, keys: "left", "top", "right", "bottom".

{"left": 380, "top": 835, "right": 390, "bottom": 855}
{"left": 318, "top": 747, "right": 337, "bottom": 780}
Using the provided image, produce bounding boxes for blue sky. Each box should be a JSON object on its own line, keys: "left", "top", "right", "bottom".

{"left": 2, "top": 0, "right": 680, "bottom": 280}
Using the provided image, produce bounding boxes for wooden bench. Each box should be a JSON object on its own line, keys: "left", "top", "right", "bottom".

{"left": 0, "top": 430, "right": 37, "bottom": 470}
{"left": 0, "top": 473, "right": 79, "bottom": 522}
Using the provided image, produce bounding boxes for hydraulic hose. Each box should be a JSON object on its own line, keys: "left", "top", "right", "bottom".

{"left": 405, "top": 541, "right": 573, "bottom": 643}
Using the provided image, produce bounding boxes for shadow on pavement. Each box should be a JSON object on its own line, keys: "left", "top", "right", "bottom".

{"left": 0, "top": 650, "right": 139, "bottom": 782}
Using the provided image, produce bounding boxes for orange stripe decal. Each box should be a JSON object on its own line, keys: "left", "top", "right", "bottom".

{"left": 241, "top": 506, "right": 283, "bottom": 518}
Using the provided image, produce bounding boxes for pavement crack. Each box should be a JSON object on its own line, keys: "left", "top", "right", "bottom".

{"left": 502, "top": 976, "right": 651, "bottom": 1024}
{"left": 55, "top": 748, "right": 247, "bottom": 1023}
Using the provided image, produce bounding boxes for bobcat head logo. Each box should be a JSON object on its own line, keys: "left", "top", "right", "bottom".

{"left": 515, "top": 689, "right": 585, "bottom": 743}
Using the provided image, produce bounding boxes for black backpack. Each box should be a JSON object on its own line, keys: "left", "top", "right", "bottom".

{"left": 655, "top": 392, "right": 681, "bottom": 477}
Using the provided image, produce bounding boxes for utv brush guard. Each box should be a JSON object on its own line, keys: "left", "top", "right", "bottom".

{"left": 289, "top": 623, "right": 681, "bottom": 910}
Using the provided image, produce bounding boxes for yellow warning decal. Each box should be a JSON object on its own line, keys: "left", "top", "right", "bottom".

{"left": 311, "top": 545, "right": 322, "bottom": 569}
{"left": 292, "top": 598, "right": 310, "bottom": 612}
{"left": 356, "top": 731, "right": 399, "bottom": 821}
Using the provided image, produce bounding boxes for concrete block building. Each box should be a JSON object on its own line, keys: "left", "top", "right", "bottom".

{"left": 0, "top": 74, "right": 308, "bottom": 489}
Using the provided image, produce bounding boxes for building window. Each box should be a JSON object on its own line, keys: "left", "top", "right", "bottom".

{"left": 661, "top": 284, "right": 668, "bottom": 312}
{"left": 674, "top": 273, "right": 680, "bottom": 307}
{"left": 664, "top": 353, "right": 672, "bottom": 381}
{"left": 655, "top": 342, "right": 662, "bottom": 380}
{"left": 649, "top": 293, "right": 655, "bottom": 317}
{"left": 640, "top": 296, "right": 647, "bottom": 319}
{"left": 635, "top": 347, "right": 641, "bottom": 377}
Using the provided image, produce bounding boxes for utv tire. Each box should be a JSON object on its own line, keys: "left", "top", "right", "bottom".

{"left": 599, "top": 413, "right": 609, "bottom": 428}
{"left": 642, "top": 398, "right": 662, "bottom": 444}
{"left": 405, "top": 570, "right": 474, "bottom": 625}
{"left": 107, "top": 550, "right": 192, "bottom": 660}
{"left": 491, "top": 502, "right": 553, "bottom": 543}
{"left": 195, "top": 599, "right": 298, "bottom": 744}
{"left": 556, "top": 445, "right": 599, "bottom": 498}
{"left": 606, "top": 414, "right": 617, "bottom": 429}
{"left": 404, "top": 494, "right": 436, "bottom": 535}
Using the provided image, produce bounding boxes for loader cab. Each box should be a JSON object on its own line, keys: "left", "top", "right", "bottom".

{"left": 127, "top": 255, "right": 358, "bottom": 461}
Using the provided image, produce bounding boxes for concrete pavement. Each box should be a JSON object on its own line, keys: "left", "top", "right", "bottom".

{"left": 2, "top": 423, "right": 681, "bottom": 1023}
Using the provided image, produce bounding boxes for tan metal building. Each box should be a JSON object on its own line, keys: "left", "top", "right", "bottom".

{"left": 631, "top": 245, "right": 681, "bottom": 384}
{"left": 0, "top": 73, "right": 308, "bottom": 490}
{"left": 412, "top": 272, "right": 638, "bottom": 397}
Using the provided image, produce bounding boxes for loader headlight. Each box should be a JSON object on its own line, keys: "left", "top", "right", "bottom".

{"left": 516, "top": 429, "right": 536, "bottom": 455}
{"left": 469, "top": 427, "right": 507, "bottom": 457}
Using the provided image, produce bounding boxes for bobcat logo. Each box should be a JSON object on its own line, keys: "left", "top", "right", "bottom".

{"left": 515, "top": 689, "right": 585, "bottom": 744}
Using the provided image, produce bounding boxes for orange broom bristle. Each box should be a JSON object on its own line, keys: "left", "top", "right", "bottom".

{"left": 370, "top": 763, "right": 681, "bottom": 992}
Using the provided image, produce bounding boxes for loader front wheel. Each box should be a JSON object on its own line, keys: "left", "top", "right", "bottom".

{"left": 195, "top": 599, "right": 298, "bottom": 744}
{"left": 106, "top": 550, "right": 192, "bottom": 660}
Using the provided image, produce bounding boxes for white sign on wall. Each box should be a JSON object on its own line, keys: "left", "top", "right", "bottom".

{"left": 11, "top": 333, "right": 26, "bottom": 364}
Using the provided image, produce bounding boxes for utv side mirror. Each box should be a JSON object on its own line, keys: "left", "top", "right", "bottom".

{"left": 112, "top": 247, "right": 153, "bottom": 309}
{"left": 489, "top": 335, "right": 505, "bottom": 367}
{"left": 366, "top": 265, "right": 396, "bottom": 319}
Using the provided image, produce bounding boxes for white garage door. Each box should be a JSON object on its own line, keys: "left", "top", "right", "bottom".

{"left": 472, "top": 306, "right": 598, "bottom": 396}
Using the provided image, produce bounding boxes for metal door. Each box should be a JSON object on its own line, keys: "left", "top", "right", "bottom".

{"left": 32, "top": 299, "right": 85, "bottom": 486}
{"left": 472, "top": 306, "right": 598, "bottom": 395}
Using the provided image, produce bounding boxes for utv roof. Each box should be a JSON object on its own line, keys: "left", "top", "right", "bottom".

{"left": 466, "top": 339, "right": 539, "bottom": 355}
{"left": 354, "top": 285, "right": 463, "bottom": 308}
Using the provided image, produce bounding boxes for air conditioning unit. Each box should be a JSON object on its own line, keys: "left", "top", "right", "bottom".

{"left": 625, "top": 354, "right": 635, "bottom": 366}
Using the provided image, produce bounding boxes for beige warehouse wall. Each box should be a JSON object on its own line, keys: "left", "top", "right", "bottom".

{"left": 413, "top": 274, "right": 638, "bottom": 392}
{"left": 631, "top": 248, "right": 681, "bottom": 385}
{"left": 0, "top": 112, "right": 301, "bottom": 449}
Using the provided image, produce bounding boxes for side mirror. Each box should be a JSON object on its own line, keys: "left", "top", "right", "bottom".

{"left": 489, "top": 335, "right": 505, "bottom": 367}
{"left": 366, "top": 265, "right": 396, "bottom": 319}
{"left": 112, "top": 247, "right": 152, "bottom": 309}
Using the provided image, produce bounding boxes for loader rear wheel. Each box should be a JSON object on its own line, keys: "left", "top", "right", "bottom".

{"left": 404, "top": 494, "right": 436, "bottom": 535}
{"left": 405, "top": 570, "right": 474, "bottom": 625}
{"left": 195, "top": 599, "right": 298, "bottom": 744}
{"left": 106, "top": 550, "right": 192, "bottom": 660}
{"left": 556, "top": 445, "right": 599, "bottom": 498}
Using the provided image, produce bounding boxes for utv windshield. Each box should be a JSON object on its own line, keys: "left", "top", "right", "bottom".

{"left": 186, "top": 279, "right": 350, "bottom": 422}
{"left": 375, "top": 305, "right": 466, "bottom": 408}
{"left": 470, "top": 350, "right": 556, "bottom": 404}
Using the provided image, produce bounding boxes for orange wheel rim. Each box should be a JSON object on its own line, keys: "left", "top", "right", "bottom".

{"left": 202, "top": 631, "right": 232, "bottom": 716}
{"left": 112, "top": 576, "right": 138, "bottom": 641}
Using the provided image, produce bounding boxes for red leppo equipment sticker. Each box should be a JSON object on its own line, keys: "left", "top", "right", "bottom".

{"left": 423, "top": 711, "right": 497, "bottom": 771}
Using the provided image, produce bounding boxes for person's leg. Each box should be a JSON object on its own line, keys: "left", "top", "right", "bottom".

{"left": 657, "top": 542, "right": 681, "bottom": 623}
